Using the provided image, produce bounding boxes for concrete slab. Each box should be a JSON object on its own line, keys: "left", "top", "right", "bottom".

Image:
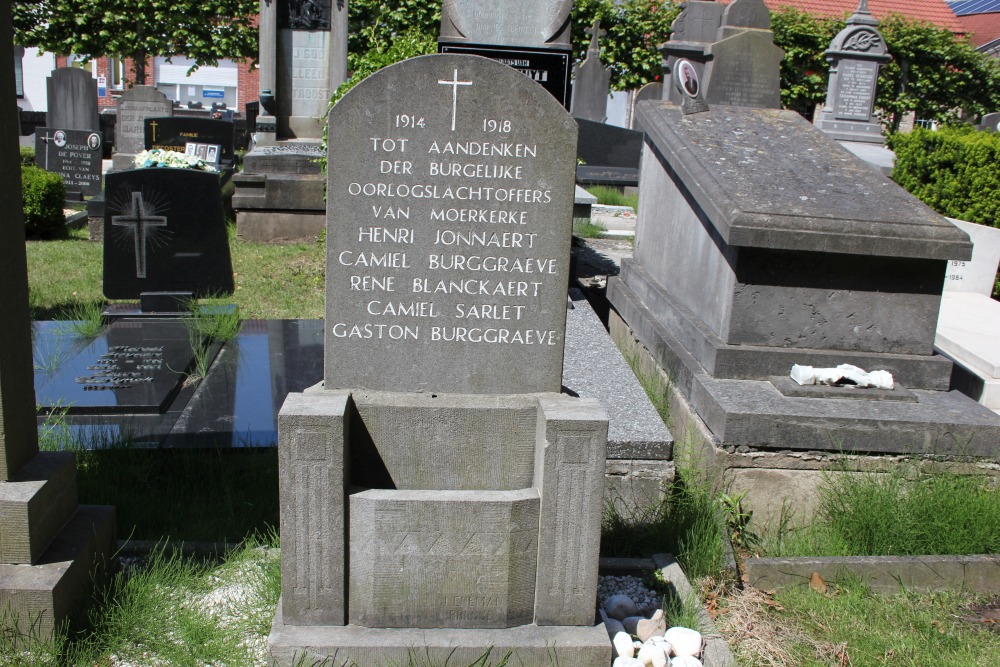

{"left": 563, "top": 290, "right": 672, "bottom": 460}
{"left": 609, "top": 277, "right": 1000, "bottom": 456}
{"left": 837, "top": 140, "right": 894, "bottom": 176}
{"left": 936, "top": 292, "right": 1000, "bottom": 378}
{"left": 268, "top": 605, "right": 612, "bottom": 667}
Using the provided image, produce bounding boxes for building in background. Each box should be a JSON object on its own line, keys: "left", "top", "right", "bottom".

{"left": 949, "top": 0, "right": 1000, "bottom": 57}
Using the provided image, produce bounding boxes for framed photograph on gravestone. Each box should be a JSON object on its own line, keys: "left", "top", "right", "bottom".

{"left": 205, "top": 145, "right": 220, "bottom": 164}
{"left": 195, "top": 144, "right": 208, "bottom": 160}
{"left": 184, "top": 142, "right": 197, "bottom": 156}
{"left": 102, "top": 168, "right": 235, "bottom": 299}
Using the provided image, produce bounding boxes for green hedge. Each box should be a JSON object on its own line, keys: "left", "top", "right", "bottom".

{"left": 21, "top": 165, "right": 66, "bottom": 238}
{"left": 20, "top": 145, "right": 35, "bottom": 166}
{"left": 888, "top": 127, "right": 1000, "bottom": 228}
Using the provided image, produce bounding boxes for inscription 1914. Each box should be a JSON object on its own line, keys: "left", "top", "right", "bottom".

{"left": 325, "top": 55, "right": 577, "bottom": 394}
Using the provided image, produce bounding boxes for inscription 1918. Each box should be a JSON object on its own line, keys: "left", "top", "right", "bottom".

{"left": 325, "top": 54, "right": 577, "bottom": 394}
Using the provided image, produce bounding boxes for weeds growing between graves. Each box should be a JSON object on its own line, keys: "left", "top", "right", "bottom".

{"left": 57, "top": 299, "right": 106, "bottom": 338}
{"left": 588, "top": 184, "right": 639, "bottom": 210}
{"left": 572, "top": 216, "right": 607, "bottom": 239}
{"left": 761, "top": 461, "right": 1000, "bottom": 558}
{"left": 183, "top": 298, "right": 243, "bottom": 380}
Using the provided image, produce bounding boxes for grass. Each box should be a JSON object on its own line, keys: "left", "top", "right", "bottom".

{"left": 588, "top": 184, "right": 639, "bottom": 210}
{"left": 572, "top": 216, "right": 606, "bottom": 238}
{"left": 184, "top": 298, "right": 244, "bottom": 380}
{"left": 0, "top": 536, "right": 282, "bottom": 666}
{"left": 39, "top": 414, "right": 279, "bottom": 543}
{"left": 763, "top": 462, "right": 1000, "bottom": 558}
{"left": 26, "top": 226, "right": 326, "bottom": 320}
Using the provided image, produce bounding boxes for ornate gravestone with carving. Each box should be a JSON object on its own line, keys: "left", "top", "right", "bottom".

{"left": 268, "top": 54, "right": 610, "bottom": 667}
{"left": 232, "top": 0, "right": 348, "bottom": 240}
{"left": 570, "top": 20, "right": 611, "bottom": 122}
{"left": 660, "top": 0, "right": 782, "bottom": 109}
{"left": 815, "top": 1, "right": 891, "bottom": 144}
{"left": 438, "top": 0, "right": 574, "bottom": 108}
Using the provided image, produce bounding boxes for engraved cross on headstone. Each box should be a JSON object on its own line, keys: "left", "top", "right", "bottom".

{"left": 585, "top": 19, "right": 606, "bottom": 55}
{"left": 112, "top": 192, "right": 167, "bottom": 279}
{"left": 437, "top": 69, "right": 473, "bottom": 132}
{"left": 38, "top": 130, "right": 55, "bottom": 170}
{"left": 149, "top": 120, "right": 159, "bottom": 142}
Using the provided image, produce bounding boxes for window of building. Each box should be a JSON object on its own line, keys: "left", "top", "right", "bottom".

{"left": 14, "top": 46, "right": 24, "bottom": 98}
{"left": 109, "top": 55, "right": 125, "bottom": 89}
{"left": 67, "top": 54, "right": 97, "bottom": 75}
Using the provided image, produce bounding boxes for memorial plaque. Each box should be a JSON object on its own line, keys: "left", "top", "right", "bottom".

{"left": 34, "top": 319, "right": 198, "bottom": 415}
{"left": 703, "top": 30, "right": 782, "bottom": 109}
{"left": 34, "top": 127, "right": 103, "bottom": 195}
{"left": 277, "top": 29, "right": 334, "bottom": 122}
{"left": 325, "top": 54, "right": 577, "bottom": 394}
{"left": 103, "top": 168, "right": 234, "bottom": 299}
{"left": 115, "top": 86, "right": 172, "bottom": 156}
{"left": 143, "top": 117, "right": 235, "bottom": 165}
{"left": 832, "top": 60, "right": 879, "bottom": 121}
{"left": 439, "top": 44, "right": 572, "bottom": 108}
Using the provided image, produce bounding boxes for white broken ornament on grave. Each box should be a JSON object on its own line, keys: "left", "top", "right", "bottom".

{"left": 789, "top": 363, "right": 894, "bottom": 389}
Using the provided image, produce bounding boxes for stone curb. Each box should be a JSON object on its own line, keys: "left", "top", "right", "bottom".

{"left": 599, "top": 554, "right": 737, "bottom": 667}
{"left": 745, "top": 554, "right": 1000, "bottom": 595}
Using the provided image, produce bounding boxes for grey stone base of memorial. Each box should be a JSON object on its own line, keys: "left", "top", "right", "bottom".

{"left": 815, "top": 114, "right": 885, "bottom": 145}
{"left": 0, "top": 505, "right": 115, "bottom": 639}
{"left": 268, "top": 605, "right": 611, "bottom": 667}
{"left": 111, "top": 153, "right": 136, "bottom": 170}
{"left": 236, "top": 210, "right": 324, "bottom": 242}
{"left": 608, "top": 275, "right": 1000, "bottom": 456}
{"left": 617, "top": 260, "right": 954, "bottom": 391}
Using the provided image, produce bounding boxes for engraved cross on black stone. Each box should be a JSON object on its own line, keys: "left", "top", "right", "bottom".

{"left": 112, "top": 192, "right": 167, "bottom": 279}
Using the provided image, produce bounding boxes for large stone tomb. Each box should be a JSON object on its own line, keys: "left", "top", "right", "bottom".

{"left": 0, "top": 7, "right": 115, "bottom": 640}
{"left": 269, "top": 55, "right": 610, "bottom": 667}
{"left": 103, "top": 168, "right": 234, "bottom": 300}
{"left": 607, "top": 102, "right": 1000, "bottom": 455}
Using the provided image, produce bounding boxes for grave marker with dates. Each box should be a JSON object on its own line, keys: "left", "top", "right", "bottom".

{"left": 325, "top": 54, "right": 578, "bottom": 394}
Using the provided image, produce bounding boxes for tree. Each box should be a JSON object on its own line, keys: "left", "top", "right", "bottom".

{"left": 571, "top": 0, "right": 678, "bottom": 91}
{"left": 771, "top": 9, "right": 840, "bottom": 120}
{"left": 877, "top": 15, "right": 1000, "bottom": 132}
{"left": 12, "top": 0, "right": 258, "bottom": 84}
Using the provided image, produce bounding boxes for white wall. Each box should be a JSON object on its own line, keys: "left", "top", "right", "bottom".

{"left": 16, "top": 47, "right": 55, "bottom": 112}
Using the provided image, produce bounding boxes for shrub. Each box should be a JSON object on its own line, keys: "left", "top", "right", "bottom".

{"left": 21, "top": 165, "right": 66, "bottom": 238}
{"left": 20, "top": 145, "right": 35, "bottom": 165}
{"left": 888, "top": 126, "right": 1000, "bottom": 229}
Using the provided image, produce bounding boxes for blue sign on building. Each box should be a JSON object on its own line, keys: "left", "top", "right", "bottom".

{"left": 202, "top": 89, "right": 225, "bottom": 99}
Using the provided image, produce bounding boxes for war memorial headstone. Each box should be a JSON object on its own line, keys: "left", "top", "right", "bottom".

{"left": 46, "top": 66, "right": 100, "bottom": 132}
{"left": 113, "top": 86, "right": 173, "bottom": 169}
{"left": 103, "top": 168, "right": 235, "bottom": 299}
{"left": 269, "top": 54, "right": 610, "bottom": 667}
{"left": 815, "top": 1, "right": 890, "bottom": 144}
{"left": 607, "top": 99, "right": 1000, "bottom": 459}
{"left": 34, "top": 127, "right": 103, "bottom": 195}
{"left": 570, "top": 20, "right": 611, "bottom": 122}
{"left": 0, "top": 4, "right": 114, "bottom": 638}
{"left": 438, "top": 0, "right": 574, "bottom": 108}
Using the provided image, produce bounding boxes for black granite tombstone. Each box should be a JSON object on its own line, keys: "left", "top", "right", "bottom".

{"left": 438, "top": 44, "right": 572, "bottom": 108}
{"left": 34, "top": 127, "right": 103, "bottom": 195}
{"left": 102, "top": 168, "right": 235, "bottom": 299}
{"left": 144, "top": 117, "right": 236, "bottom": 166}
{"left": 34, "top": 319, "right": 198, "bottom": 415}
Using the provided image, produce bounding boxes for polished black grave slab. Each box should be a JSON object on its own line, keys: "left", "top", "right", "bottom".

{"left": 34, "top": 319, "right": 199, "bottom": 415}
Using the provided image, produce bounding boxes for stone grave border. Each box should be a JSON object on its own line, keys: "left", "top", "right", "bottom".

{"left": 600, "top": 554, "right": 737, "bottom": 667}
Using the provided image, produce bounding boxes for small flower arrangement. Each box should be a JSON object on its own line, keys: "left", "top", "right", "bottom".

{"left": 134, "top": 149, "right": 218, "bottom": 172}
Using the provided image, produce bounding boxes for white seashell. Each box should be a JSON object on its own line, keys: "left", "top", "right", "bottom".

{"left": 664, "top": 627, "right": 702, "bottom": 657}
{"left": 613, "top": 631, "right": 635, "bottom": 659}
